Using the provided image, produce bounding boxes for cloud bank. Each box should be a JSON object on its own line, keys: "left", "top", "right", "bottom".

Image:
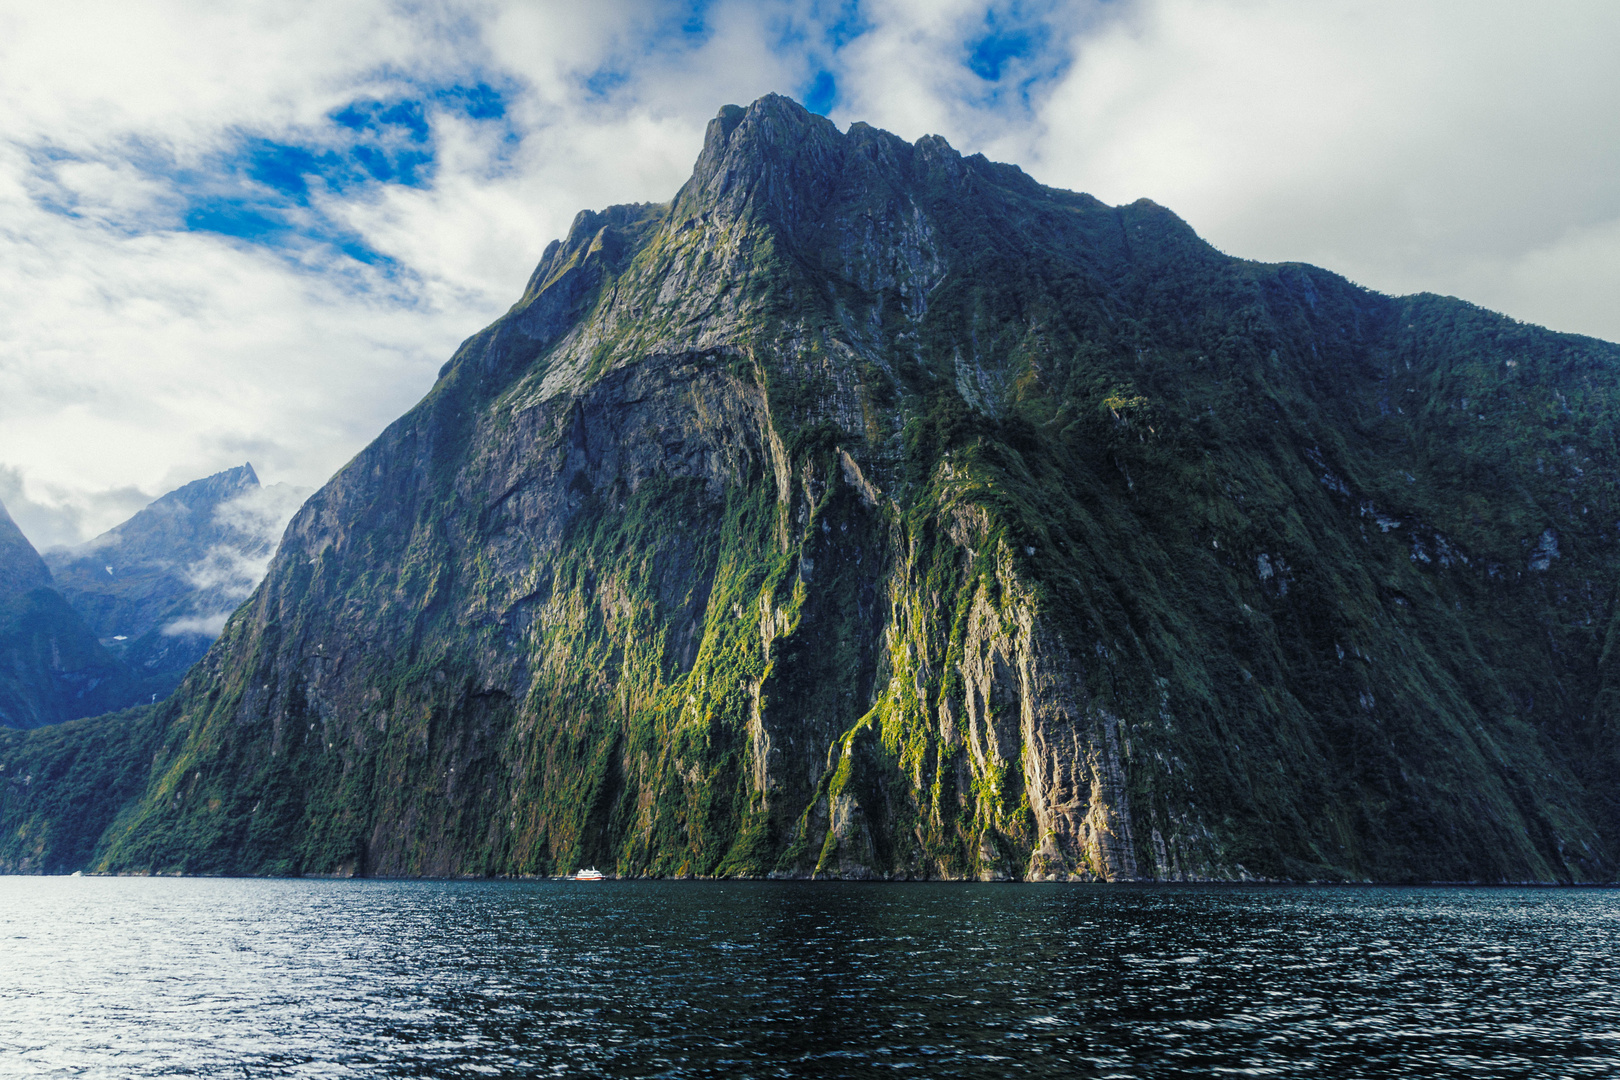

{"left": 2, "top": 0, "right": 1615, "bottom": 547}
{"left": 163, "top": 481, "right": 311, "bottom": 637}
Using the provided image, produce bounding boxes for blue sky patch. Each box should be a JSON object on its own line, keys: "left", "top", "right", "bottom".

{"left": 818, "top": 0, "right": 871, "bottom": 50}
{"left": 582, "top": 66, "right": 632, "bottom": 102}
{"left": 243, "top": 141, "right": 332, "bottom": 203}
{"left": 331, "top": 98, "right": 431, "bottom": 142}
{"left": 182, "top": 199, "right": 288, "bottom": 243}
{"left": 22, "top": 76, "right": 517, "bottom": 286}
{"left": 183, "top": 79, "right": 517, "bottom": 266}
{"left": 435, "top": 82, "right": 507, "bottom": 121}
{"left": 677, "top": 0, "right": 717, "bottom": 38}
{"left": 232, "top": 112, "right": 433, "bottom": 211}
{"left": 803, "top": 70, "right": 838, "bottom": 115}
{"left": 968, "top": 20, "right": 1043, "bottom": 83}
{"left": 960, "top": 3, "right": 1076, "bottom": 110}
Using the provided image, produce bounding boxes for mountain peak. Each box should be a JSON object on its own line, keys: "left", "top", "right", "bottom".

{"left": 697, "top": 94, "right": 831, "bottom": 163}
{"left": 153, "top": 463, "right": 259, "bottom": 513}
{"left": 45, "top": 461, "right": 267, "bottom": 638}
{"left": 676, "top": 94, "right": 848, "bottom": 228}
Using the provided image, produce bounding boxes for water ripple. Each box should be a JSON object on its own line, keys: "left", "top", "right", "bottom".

{"left": 0, "top": 880, "right": 1617, "bottom": 1077}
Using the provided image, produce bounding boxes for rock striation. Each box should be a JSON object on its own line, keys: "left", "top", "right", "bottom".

{"left": 6, "top": 95, "right": 1620, "bottom": 881}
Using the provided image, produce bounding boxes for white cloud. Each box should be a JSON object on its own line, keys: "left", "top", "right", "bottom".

{"left": 0, "top": 178, "right": 472, "bottom": 526}
{"left": 182, "top": 545, "right": 266, "bottom": 599}
{"left": 0, "top": 0, "right": 499, "bottom": 543}
{"left": 159, "top": 481, "right": 311, "bottom": 639}
{"left": 214, "top": 481, "right": 310, "bottom": 546}
{"left": 828, "top": 0, "right": 1082, "bottom": 155}
{"left": 1027, "top": 0, "right": 1620, "bottom": 339}
{"left": 187, "top": 481, "right": 312, "bottom": 597}
{"left": 0, "top": 463, "right": 151, "bottom": 553}
{"left": 162, "top": 612, "right": 230, "bottom": 638}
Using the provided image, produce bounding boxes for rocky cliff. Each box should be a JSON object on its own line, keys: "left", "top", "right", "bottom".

{"left": 7, "top": 95, "right": 1620, "bottom": 881}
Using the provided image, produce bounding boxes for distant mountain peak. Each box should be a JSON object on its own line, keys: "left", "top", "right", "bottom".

{"left": 0, "top": 464, "right": 286, "bottom": 729}
{"left": 137, "top": 463, "right": 260, "bottom": 520}
{"left": 58, "top": 463, "right": 259, "bottom": 562}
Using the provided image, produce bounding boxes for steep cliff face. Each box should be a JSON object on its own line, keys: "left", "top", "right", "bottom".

{"left": 15, "top": 94, "right": 1620, "bottom": 880}
{"left": 0, "top": 501, "right": 138, "bottom": 729}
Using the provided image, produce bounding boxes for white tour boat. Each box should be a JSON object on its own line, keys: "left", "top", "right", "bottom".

{"left": 574, "top": 867, "right": 605, "bottom": 881}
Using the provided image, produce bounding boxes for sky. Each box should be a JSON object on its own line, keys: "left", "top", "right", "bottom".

{"left": 2, "top": 0, "right": 1617, "bottom": 550}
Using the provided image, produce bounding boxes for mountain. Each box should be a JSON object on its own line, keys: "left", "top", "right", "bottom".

{"left": 43, "top": 464, "right": 302, "bottom": 697}
{"left": 6, "top": 94, "right": 1620, "bottom": 881}
{"left": 0, "top": 500, "right": 138, "bottom": 729}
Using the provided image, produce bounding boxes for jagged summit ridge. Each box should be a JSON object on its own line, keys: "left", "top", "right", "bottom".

{"left": 491, "top": 96, "right": 1141, "bottom": 428}
{"left": 681, "top": 94, "right": 1067, "bottom": 233}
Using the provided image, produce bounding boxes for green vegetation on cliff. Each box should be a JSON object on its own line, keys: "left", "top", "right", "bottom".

{"left": 0, "top": 705, "right": 163, "bottom": 873}
{"left": 5, "top": 95, "right": 1620, "bottom": 881}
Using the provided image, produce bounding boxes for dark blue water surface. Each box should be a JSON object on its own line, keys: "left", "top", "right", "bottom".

{"left": 1, "top": 879, "right": 1616, "bottom": 1077}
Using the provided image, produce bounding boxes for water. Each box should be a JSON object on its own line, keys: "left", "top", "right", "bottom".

{"left": 1, "top": 879, "right": 1616, "bottom": 1078}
